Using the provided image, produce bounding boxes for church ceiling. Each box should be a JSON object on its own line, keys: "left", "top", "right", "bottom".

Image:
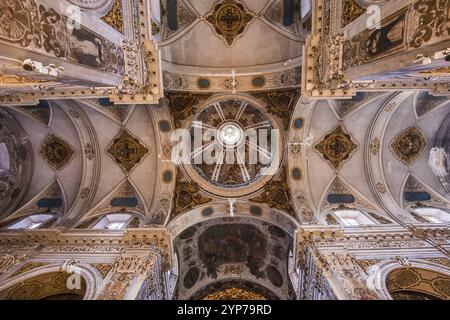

{"left": 249, "top": 169, "right": 296, "bottom": 219}
{"left": 331, "top": 92, "right": 386, "bottom": 119}
{"left": 172, "top": 168, "right": 212, "bottom": 219}
{"left": 262, "top": 0, "right": 303, "bottom": 37}
{"left": 414, "top": 91, "right": 450, "bottom": 118}
{"left": 2, "top": 89, "right": 449, "bottom": 233}
{"left": 381, "top": 94, "right": 450, "bottom": 211}
{"left": 159, "top": 0, "right": 303, "bottom": 69}
{"left": 402, "top": 174, "right": 449, "bottom": 210}
{"left": 86, "top": 99, "right": 133, "bottom": 124}
{"left": 159, "top": 0, "right": 198, "bottom": 42}
{"left": 5, "top": 179, "right": 66, "bottom": 226}
{"left": 0, "top": 110, "right": 33, "bottom": 220}
{"left": 16, "top": 101, "right": 51, "bottom": 127}
{"left": 0, "top": 0, "right": 450, "bottom": 302}
{"left": 190, "top": 99, "right": 273, "bottom": 188}
{"left": 292, "top": 92, "right": 450, "bottom": 219}
{"left": 320, "top": 176, "right": 378, "bottom": 212}
{"left": 174, "top": 217, "right": 294, "bottom": 300}
{"left": 253, "top": 89, "right": 301, "bottom": 130}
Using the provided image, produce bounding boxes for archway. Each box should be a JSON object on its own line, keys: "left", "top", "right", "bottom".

{"left": 0, "top": 271, "right": 87, "bottom": 300}
{"left": 386, "top": 267, "right": 450, "bottom": 300}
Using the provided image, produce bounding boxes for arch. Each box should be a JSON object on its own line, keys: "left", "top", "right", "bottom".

{"left": 186, "top": 278, "right": 283, "bottom": 300}
{"left": 0, "top": 264, "right": 102, "bottom": 300}
{"left": 367, "top": 259, "right": 450, "bottom": 300}
{"left": 167, "top": 202, "right": 299, "bottom": 239}
{"left": 364, "top": 91, "right": 414, "bottom": 220}
{"left": 288, "top": 97, "right": 317, "bottom": 220}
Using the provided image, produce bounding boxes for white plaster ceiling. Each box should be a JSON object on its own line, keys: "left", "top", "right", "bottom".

{"left": 160, "top": 0, "right": 303, "bottom": 69}
{"left": 383, "top": 95, "right": 450, "bottom": 205}
{"left": 301, "top": 92, "right": 450, "bottom": 217}
{"left": 5, "top": 105, "right": 83, "bottom": 211}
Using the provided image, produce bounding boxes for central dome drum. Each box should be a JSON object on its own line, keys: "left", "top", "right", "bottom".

{"left": 182, "top": 96, "right": 283, "bottom": 198}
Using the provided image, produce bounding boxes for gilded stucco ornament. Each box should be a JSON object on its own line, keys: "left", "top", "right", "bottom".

{"left": 39, "top": 134, "right": 75, "bottom": 171}
{"left": 172, "top": 169, "right": 212, "bottom": 218}
{"left": 204, "top": 288, "right": 266, "bottom": 300}
{"left": 390, "top": 127, "right": 427, "bottom": 165}
{"left": 314, "top": 124, "right": 358, "bottom": 170}
{"left": 249, "top": 170, "right": 295, "bottom": 218}
{"left": 101, "top": 0, "right": 124, "bottom": 33}
{"left": 254, "top": 89, "right": 301, "bottom": 130}
{"left": 205, "top": 0, "right": 254, "bottom": 46}
{"left": 107, "top": 129, "right": 150, "bottom": 173}
{"left": 166, "top": 92, "right": 212, "bottom": 129}
{"left": 341, "top": 0, "right": 366, "bottom": 27}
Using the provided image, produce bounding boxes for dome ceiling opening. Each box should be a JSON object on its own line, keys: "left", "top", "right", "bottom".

{"left": 180, "top": 95, "right": 284, "bottom": 198}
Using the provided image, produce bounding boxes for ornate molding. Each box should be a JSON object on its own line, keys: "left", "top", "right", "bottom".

{"left": 204, "top": 287, "right": 266, "bottom": 300}
{"left": 101, "top": 0, "right": 124, "bottom": 33}
{"left": 250, "top": 170, "right": 296, "bottom": 218}
{"left": 107, "top": 129, "right": 150, "bottom": 174}
{"left": 390, "top": 127, "right": 427, "bottom": 166}
{"left": 205, "top": 0, "right": 254, "bottom": 46}
{"left": 314, "top": 124, "right": 358, "bottom": 170}
{"left": 341, "top": 0, "right": 366, "bottom": 27}
{"left": 39, "top": 134, "right": 75, "bottom": 171}
{"left": 171, "top": 169, "right": 212, "bottom": 218}
{"left": 253, "top": 89, "right": 301, "bottom": 130}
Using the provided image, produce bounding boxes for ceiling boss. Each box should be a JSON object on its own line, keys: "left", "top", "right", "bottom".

{"left": 206, "top": 0, "right": 255, "bottom": 45}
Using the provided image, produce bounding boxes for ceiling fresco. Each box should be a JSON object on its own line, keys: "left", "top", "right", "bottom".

{"left": 174, "top": 218, "right": 294, "bottom": 300}
{"left": 190, "top": 99, "right": 274, "bottom": 188}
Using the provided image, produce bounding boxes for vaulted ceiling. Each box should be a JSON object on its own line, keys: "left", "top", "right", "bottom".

{"left": 0, "top": 0, "right": 449, "bottom": 301}
{"left": 156, "top": 0, "right": 304, "bottom": 69}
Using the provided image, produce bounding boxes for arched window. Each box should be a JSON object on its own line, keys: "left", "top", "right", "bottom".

{"left": 93, "top": 214, "right": 131, "bottom": 230}
{"left": 333, "top": 210, "right": 376, "bottom": 226}
{"left": 8, "top": 214, "right": 54, "bottom": 230}
{"left": 412, "top": 208, "right": 450, "bottom": 223}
